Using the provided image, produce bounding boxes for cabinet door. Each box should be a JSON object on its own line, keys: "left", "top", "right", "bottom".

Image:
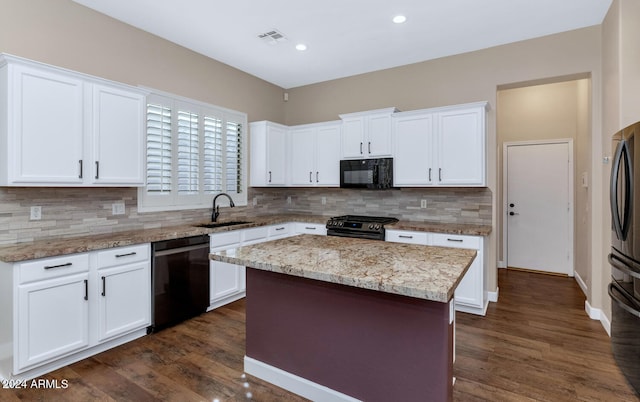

{"left": 431, "top": 234, "right": 483, "bottom": 311}
{"left": 11, "top": 65, "right": 84, "bottom": 184}
{"left": 436, "top": 108, "right": 485, "bottom": 186}
{"left": 289, "top": 127, "right": 316, "bottom": 185}
{"left": 367, "top": 114, "right": 393, "bottom": 157}
{"left": 341, "top": 118, "right": 365, "bottom": 158}
{"left": 210, "top": 260, "right": 244, "bottom": 302}
{"left": 96, "top": 262, "right": 151, "bottom": 342}
{"left": 393, "top": 114, "right": 434, "bottom": 186}
{"left": 315, "top": 124, "right": 341, "bottom": 186}
{"left": 266, "top": 125, "right": 287, "bottom": 185}
{"left": 17, "top": 273, "right": 89, "bottom": 371}
{"left": 91, "top": 84, "right": 145, "bottom": 185}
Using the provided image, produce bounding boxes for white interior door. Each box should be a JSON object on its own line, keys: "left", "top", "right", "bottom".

{"left": 506, "top": 141, "right": 573, "bottom": 275}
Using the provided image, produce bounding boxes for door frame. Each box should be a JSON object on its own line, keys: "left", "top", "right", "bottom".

{"left": 502, "top": 139, "right": 575, "bottom": 276}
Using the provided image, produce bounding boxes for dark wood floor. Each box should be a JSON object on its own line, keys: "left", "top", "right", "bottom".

{"left": 3, "top": 269, "right": 639, "bottom": 401}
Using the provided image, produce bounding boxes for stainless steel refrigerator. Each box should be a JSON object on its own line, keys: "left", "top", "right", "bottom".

{"left": 609, "top": 121, "right": 640, "bottom": 395}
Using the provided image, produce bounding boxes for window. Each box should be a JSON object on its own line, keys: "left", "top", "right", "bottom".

{"left": 138, "top": 91, "right": 247, "bottom": 212}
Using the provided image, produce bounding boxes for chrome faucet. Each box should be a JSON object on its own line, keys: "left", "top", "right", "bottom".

{"left": 212, "top": 193, "right": 235, "bottom": 222}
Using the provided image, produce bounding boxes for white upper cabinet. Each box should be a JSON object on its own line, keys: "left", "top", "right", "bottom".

{"left": 289, "top": 121, "right": 341, "bottom": 186}
{"left": 436, "top": 105, "right": 486, "bottom": 186}
{"left": 90, "top": 84, "right": 145, "bottom": 185}
{"left": 0, "top": 54, "right": 147, "bottom": 187}
{"left": 393, "top": 102, "right": 488, "bottom": 187}
{"left": 250, "top": 121, "right": 288, "bottom": 186}
{"left": 340, "top": 108, "right": 398, "bottom": 158}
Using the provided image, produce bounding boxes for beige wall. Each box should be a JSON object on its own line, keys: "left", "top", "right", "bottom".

{"left": 0, "top": 0, "right": 285, "bottom": 123}
{"left": 285, "top": 26, "right": 603, "bottom": 303}
{"left": 601, "top": 0, "right": 640, "bottom": 323}
{"left": 496, "top": 80, "right": 591, "bottom": 289}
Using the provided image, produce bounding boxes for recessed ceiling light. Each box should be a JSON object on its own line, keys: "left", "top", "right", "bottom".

{"left": 393, "top": 15, "right": 407, "bottom": 24}
{"left": 296, "top": 44, "right": 307, "bottom": 51}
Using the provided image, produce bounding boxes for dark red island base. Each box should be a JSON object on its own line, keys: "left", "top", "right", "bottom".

{"left": 245, "top": 268, "right": 454, "bottom": 402}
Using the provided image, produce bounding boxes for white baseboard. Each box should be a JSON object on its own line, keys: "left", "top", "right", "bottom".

{"left": 244, "top": 356, "right": 361, "bottom": 402}
{"left": 574, "top": 272, "right": 588, "bottom": 297}
{"left": 584, "top": 300, "right": 611, "bottom": 337}
{"left": 498, "top": 261, "right": 507, "bottom": 269}
{"left": 488, "top": 287, "right": 499, "bottom": 303}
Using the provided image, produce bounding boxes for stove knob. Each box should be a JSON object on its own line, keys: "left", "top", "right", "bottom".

{"left": 338, "top": 222, "right": 343, "bottom": 227}
{"left": 368, "top": 224, "right": 374, "bottom": 229}
{"left": 375, "top": 224, "right": 381, "bottom": 230}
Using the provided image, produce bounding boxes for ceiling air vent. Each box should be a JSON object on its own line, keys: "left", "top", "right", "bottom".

{"left": 258, "top": 29, "right": 288, "bottom": 45}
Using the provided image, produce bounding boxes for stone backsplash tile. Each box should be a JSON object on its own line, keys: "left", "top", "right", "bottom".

{"left": 0, "top": 186, "right": 492, "bottom": 245}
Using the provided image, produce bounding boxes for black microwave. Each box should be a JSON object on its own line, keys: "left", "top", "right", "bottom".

{"left": 339, "top": 158, "right": 394, "bottom": 189}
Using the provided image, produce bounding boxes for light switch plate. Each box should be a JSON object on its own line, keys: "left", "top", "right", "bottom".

{"left": 421, "top": 199, "right": 427, "bottom": 209}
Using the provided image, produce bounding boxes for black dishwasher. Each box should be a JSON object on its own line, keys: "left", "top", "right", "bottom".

{"left": 150, "top": 235, "right": 210, "bottom": 332}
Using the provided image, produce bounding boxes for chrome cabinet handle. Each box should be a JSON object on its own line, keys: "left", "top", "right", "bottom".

{"left": 95, "top": 161, "right": 100, "bottom": 179}
{"left": 78, "top": 160, "right": 83, "bottom": 179}
{"left": 115, "top": 252, "right": 137, "bottom": 258}
{"left": 44, "top": 262, "right": 72, "bottom": 270}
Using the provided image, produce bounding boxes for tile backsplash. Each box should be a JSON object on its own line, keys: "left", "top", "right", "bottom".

{"left": 0, "top": 186, "right": 491, "bottom": 245}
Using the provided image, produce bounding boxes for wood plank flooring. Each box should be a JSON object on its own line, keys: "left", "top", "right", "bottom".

{"left": 3, "top": 269, "right": 639, "bottom": 401}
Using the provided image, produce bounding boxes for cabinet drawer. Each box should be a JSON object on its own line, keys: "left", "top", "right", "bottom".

{"left": 210, "top": 231, "right": 242, "bottom": 249}
{"left": 295, "top": 222, "right": 327, "bottom": 235}
{"left": 268, "top": 224, "right": 291, "bottom": 238}
{"left": 385, "top": 230, "right": 428, "bottom": 245}
{"left": 18, "top": 253, "right": 89, "bottom": 284}
{"left": 242, "top": 227, "right": 268, "bottom": 243}
{"left": 431, "top": 233, "right": 480, "bottom": 250}
{"left": 96, "top": 244, "right": 150, "bottom": 269}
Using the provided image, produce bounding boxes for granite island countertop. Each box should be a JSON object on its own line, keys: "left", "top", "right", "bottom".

{"left": 0, "top": 213, "right": 490, "bottom": 263}
{"left": 210, "top": 234, "right": 477, "bottom": 303}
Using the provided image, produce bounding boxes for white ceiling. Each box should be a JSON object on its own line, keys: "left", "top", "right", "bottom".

{"left": 72, "top": 0, "right": 612, "bottom": 89}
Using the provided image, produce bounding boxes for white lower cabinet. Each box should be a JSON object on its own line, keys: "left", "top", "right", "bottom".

{"left": 17, "top": 271, "right": 90, "bottom": 371}
{"left": 386, "top": 229, "right": 487, "bottom": 315}
{"left": 294, "top": 222, "right": 327, "bottom": 235}
{"left": 95, "top": 245, "right": 150, "bottom": 342}
{"left": 3, "top": 244, "right": 150, "bottom": 379}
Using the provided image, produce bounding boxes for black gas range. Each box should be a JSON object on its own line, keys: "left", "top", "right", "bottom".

{"left": 326, "top": 215, "right": 399, "bottom": 241}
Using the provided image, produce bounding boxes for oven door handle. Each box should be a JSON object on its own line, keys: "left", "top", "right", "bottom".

{"left": 153, "top": 243, "right": 209, "bottom": 257}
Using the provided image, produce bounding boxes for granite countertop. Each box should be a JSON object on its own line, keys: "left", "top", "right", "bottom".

{"left": 0, "top": 213, "right": 491, "bottom": 263}
{"left": 210, "top": 234, "right": 476, "bottom": 303}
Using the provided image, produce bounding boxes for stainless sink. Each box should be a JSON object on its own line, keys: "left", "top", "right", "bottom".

{"left": 195, "top": 220, "right": 252, "bottom": 229}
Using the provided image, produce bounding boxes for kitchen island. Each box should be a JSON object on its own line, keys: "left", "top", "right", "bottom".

{"left": 210, "top": 234, "right": 476, "bottom": 402}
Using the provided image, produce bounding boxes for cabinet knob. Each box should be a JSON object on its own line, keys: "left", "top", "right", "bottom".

{"left": 509, "top": 203, "right": 515, "bottom": 208}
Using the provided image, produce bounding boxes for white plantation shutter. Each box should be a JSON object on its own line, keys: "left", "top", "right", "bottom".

{"left": 139, "top": 90, "right": 247, "bottom": 212}
{"left": 204, "top": 116, "right": 223, "bottom": 193}
{"left": 226, "top": 120, "right": 242, "bottom": 193}
{"left": 146, "top": 104, "right": 172, "bottom": 193}
{"left": 177, "top": 110, "right": 199, "bottom": 195}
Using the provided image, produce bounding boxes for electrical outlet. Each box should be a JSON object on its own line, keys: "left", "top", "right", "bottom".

{"left": 30, "top": 206, "right": 42, "bottom": 220}
{"left": 253, "top": 197, "right": 258, "bottom": 206}
{"left": 112, "top": 202, "right": 125, "bottom": 215}
{"left": 287, "top": 196, "right": 292, "bottom": 205}
{"left": 321, "top": 196, "right": 327, "bottom": 205}
{"left": 420, "top": 199, "right": 427, "bottom": 209}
